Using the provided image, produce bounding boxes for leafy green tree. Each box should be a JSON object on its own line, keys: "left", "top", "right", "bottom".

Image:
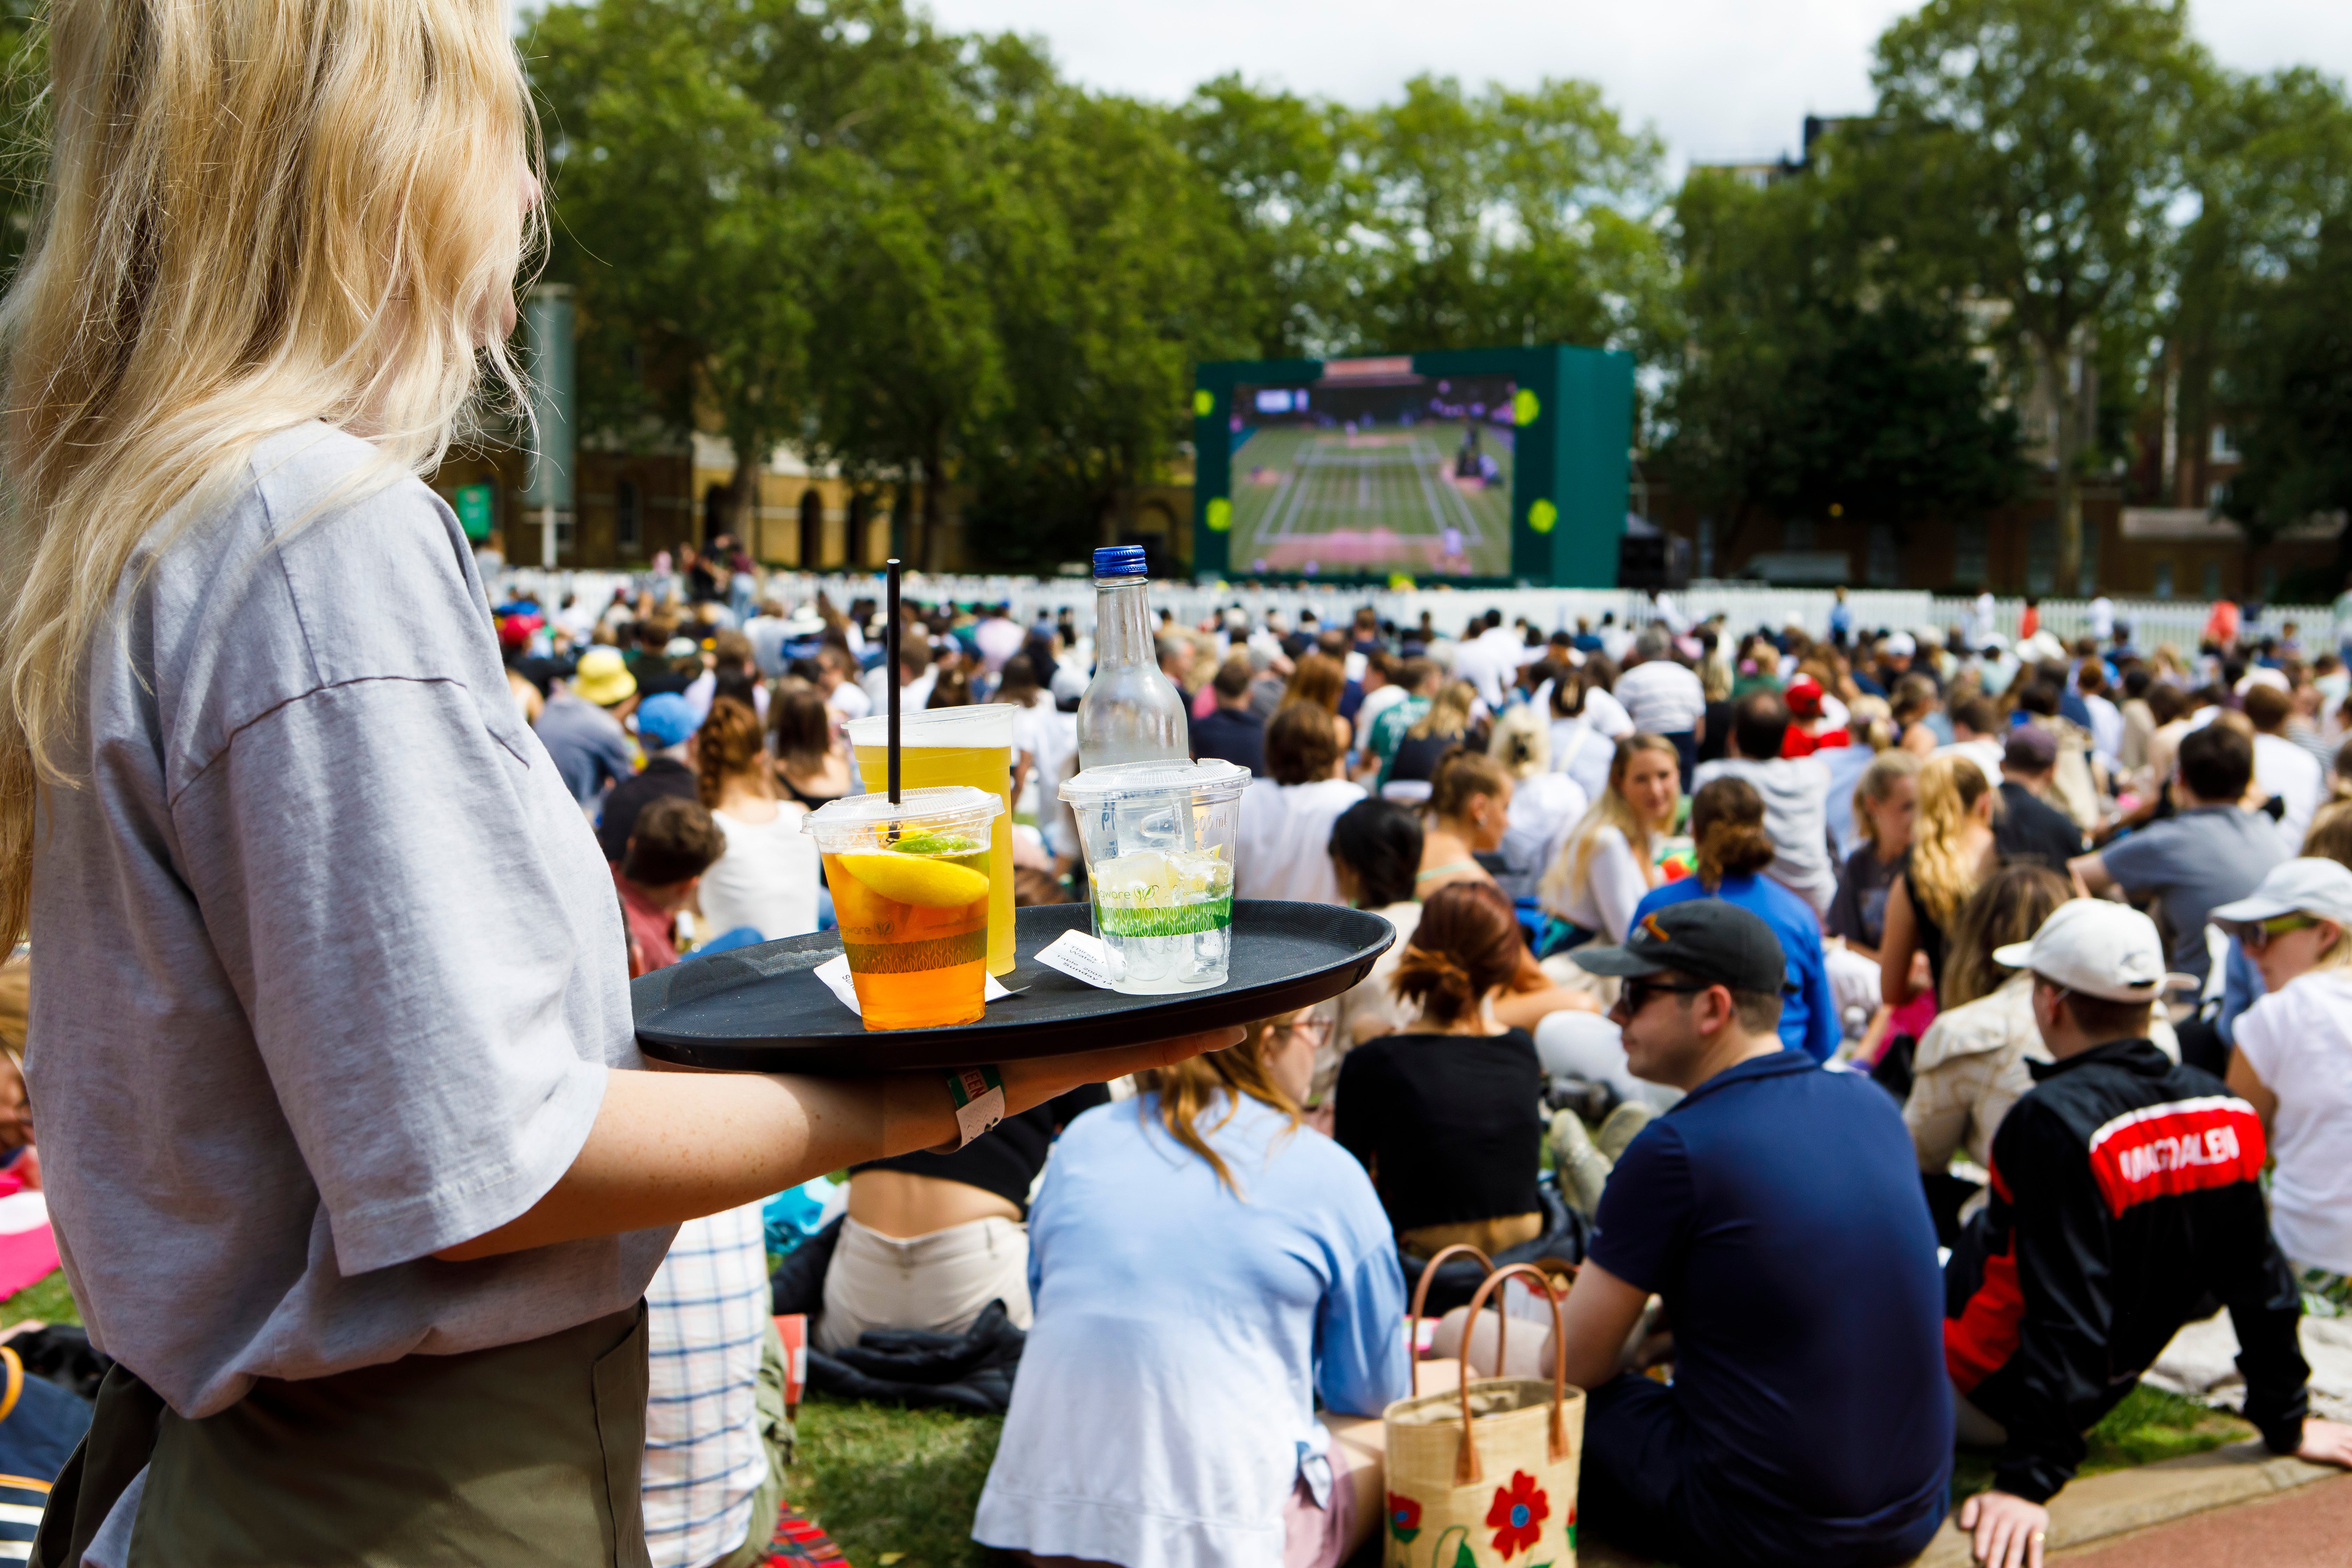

{"left": 2217, "top": 215, "right": 2352, "bottom": 567}
{"left": 1658, "top": 162, "right": 2020, "bottom": 567}
{"left": 0, "top": 0, "right": 48, "bottom": 288}
{"left": 1871, "top": 0, "right": 2207, "bottom": 589}
{"left": 1347, "top": 75, "right": 1668, "bottom": 354}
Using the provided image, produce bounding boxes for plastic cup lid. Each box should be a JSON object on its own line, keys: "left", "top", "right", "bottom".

{"left": 1060, "top": 758, "right": 1251, "bottom": 806}
{"left": 803, "top": 785, "right": 1003, "bottom": 845}
{"left": 844, "top": 704, "right": 1014, "bottom": 748}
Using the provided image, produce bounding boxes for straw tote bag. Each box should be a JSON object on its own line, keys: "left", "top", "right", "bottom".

{"left": 1383, "top": 1261, "right": 1585, "bottom": 1568}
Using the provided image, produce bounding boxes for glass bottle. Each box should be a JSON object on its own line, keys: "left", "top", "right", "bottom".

{"left": 1076, "top": 545, "right": 1191, "bottom": 770}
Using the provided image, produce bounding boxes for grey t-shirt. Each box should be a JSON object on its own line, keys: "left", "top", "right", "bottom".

{"left": 1692, "top": 754, "right": 1837, "bottom": 916}
{"left": 2098, "top": 806, "right": 2289, "bottom": 984}
{"left": 27, "top": 424, "right": 671, "bottom": 1418}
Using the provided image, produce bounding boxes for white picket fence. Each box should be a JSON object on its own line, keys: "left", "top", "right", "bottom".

{"left": 492, "top": 566, "right": 2333, "bottom": 651}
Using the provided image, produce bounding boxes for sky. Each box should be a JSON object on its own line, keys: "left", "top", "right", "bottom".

{"left": 918, "top": 0, "right": 2352, "bottom": 174}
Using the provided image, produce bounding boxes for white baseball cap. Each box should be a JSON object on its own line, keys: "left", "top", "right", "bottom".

{"left": 1883, "top": 632, "right": 1917, "bottom": 657}
{"left": 1991, "top": 899, "right": 2169, "bottom": 1002}
{"left": 2210, "top": 857, "right": 2352, "bottom": 929}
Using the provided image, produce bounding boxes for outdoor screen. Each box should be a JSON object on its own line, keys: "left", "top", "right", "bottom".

{"left": 1225, "top": 368, "right": 1519, "bottom": 578}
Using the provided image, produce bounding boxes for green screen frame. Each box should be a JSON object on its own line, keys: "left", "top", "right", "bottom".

{"left": 1190, "top": 344, "right": 1633, "bottom": 587}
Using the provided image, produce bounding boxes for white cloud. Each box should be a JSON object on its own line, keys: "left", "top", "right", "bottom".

{"left": 923, "top": 0, "right": 2352, "bottom": 176}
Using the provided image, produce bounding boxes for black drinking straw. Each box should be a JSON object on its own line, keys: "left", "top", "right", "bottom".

{"left": 884, "top": 558, "right": 902, "bottom": 807}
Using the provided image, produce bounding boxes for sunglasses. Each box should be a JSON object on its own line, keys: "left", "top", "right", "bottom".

{"left": 1619, "top": 978, "right": 1713, "bottom": 1016}
{"left": 2238, "top": 912, "right": 2321, "bottom": 953}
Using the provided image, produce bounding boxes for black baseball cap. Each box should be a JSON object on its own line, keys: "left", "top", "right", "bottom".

{"left": 1571, "top": 900, "right": 1793, "bottom": 994}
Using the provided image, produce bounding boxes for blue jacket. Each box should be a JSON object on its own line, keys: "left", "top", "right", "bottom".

{"left": 1632, "top": 875, "right": 1841, "bottom": 1061}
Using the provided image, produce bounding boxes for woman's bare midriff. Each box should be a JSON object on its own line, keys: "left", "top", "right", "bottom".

{"left": 847, "top": 1169, "right": 1022, "bottom": 1239}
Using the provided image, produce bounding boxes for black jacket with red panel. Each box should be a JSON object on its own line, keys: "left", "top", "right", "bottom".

{"left": 1944, "top": 1038, "right": 2309, "bottom": 1503}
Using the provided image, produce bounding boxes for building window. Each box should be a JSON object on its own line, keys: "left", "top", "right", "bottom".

{"left": 2077, "top": 523, "right": 2099, "bottom": 597}
{"left": 1784, "top": 517, "right": 1816, "bottom": 551}
{"left": 1952, "top": 520, "right": 1988, "bottom": 588}
{"left": 1696, "top": 517, "right": 1716, "bottom": 579}
{"left": 2210, "top": 425, "right": 2240, "bottom": 463}
{"left": 1866, "top": 524, "right": 1900, "bottom": 588}
{"left": 2203, "top": 559, "right": 2222, "bottom": 599}
{"left": 2026, "top": 518, "right": 2057, "bottom": 596}
{"left": 2154, "top": 560, "right": 2174, "bottom": 600}
{"left": 2261, "top": 563, "right": 2279, "bottom": 600}
{"left": 2208, "top": 480, "right": 2228, "bottom": 511}
{"left": 615, "top": 481, "right": 640, "bottom": 554}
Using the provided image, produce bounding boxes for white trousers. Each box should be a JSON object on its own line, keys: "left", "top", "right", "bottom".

{"left": 817, "top": 1213, "right": 1033, "bottom": 1353}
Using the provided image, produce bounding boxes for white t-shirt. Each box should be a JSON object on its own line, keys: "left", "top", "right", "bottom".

{"left": 1580, "top": 685, "right": 1635, "bottom": 738}
{"left": 1498, "top": 773, "right": 1589, "bottom": 902}
{"left": 699, "top": 803, "right": 821, "bottom": 942}
{"left": 1546, "top": 823, "right": 1653, "bottom": 944}
{"left": 1548, "top": 718, "right": 1615, "bottom": 804}
{"left": 2232, "top": 969, "right": 2352, "bottom": 1273}
{"left": 824, "top": 679, "right": 872, "bottom": 722}
{"left": 2254, "top": 732, "right": 2324, "bottom": 852}
{"left": 1234, "top": 778, "right": 1367, "bottom": 904}
{"left": 1612, "top": 659, "right": 1706, "bottom": 736}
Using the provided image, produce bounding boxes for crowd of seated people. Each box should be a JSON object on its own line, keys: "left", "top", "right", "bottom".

{"left": 492, "top": 583, "right": 2352, "bottom": 1567}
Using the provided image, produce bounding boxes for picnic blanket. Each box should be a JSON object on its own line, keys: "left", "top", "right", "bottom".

{"left": 0, "top": 1174, "right": 59, "bottom": 1301}
{"left": 2143, "top": 1311, "right": 2352, "bottom": 1424}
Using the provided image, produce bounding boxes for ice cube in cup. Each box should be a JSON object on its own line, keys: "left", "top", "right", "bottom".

{"left": 1060, "top": 760, "right": 1249, "bottom": 994}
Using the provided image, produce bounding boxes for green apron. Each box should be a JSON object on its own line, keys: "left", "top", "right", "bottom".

{"left": 32, "top": 1303, "right": 651, "bottom": 1567}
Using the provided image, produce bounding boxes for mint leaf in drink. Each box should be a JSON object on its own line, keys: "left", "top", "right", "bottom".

{"left": 890, "top": 829, "right": 978, "bottom": 856}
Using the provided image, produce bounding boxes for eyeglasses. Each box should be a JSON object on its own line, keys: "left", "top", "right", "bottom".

{"left": 1619, "top": 978, "right": 1712, "bottom": 1016}
{"left": 2238, "top": 913, "right": 2320, "bottom": 952}
{"left": 1269, "top": 1016, "right": 1336, "bottom": 1044}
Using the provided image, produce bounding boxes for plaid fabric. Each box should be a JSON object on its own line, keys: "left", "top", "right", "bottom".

{"left": 645, "top": 1202, "right": 774, "bottom": 1568}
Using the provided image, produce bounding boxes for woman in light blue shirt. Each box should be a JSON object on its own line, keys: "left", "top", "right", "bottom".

{"left": 974, "top": 1012, "right": 1411, "bottom": 1568}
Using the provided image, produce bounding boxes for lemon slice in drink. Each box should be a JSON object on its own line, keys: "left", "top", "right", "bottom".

{"left": 837, "top": 852, "right": 990, "bottom": 909}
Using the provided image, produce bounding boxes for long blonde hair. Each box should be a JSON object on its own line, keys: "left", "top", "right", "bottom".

{"left": 1407, "top": 679, "right": 1477, "bottom": 741}
{"left": 1542, "top": 733, "right": 1679, "bottom": 910}
{"left": 1908, "top": 754, "right": 1995, "bottom": 927}
{"left": 1135, "top": 1013, "right": 1302, "bottom": 1194}
{"left": 0, "top": 0, "right": 540, "bottom": 941}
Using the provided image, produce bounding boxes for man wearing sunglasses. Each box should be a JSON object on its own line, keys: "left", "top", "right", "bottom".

{"left": 1550, "top": 901, "right": 1952, "bottom": 1568}
{"left": 1944, "top": 899, "right": 2352, "bottom": 1568}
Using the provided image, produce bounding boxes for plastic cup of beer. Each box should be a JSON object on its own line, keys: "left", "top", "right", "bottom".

{"left": 846, "top": 706, "right": 1016, "bottom": 977}
{"left": 1059, "top": 759, "right": 1249, "bottom": 994}
{"left": 804, "top": 786, "right": 1005, "bottom": 1030}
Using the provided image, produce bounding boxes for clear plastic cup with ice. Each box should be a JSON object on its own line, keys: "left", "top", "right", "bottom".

{"left": 1059, "top": 759, "right": 1250, "bottom": 993}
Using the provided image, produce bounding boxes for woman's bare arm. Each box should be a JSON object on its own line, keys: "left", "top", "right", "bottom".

{"left": 2225, "top": 1050, "right": 2279, "bottom": 1132}
{"left": 435, "top": 1029, "right": 1238, "bottom": 1261}
{"left": 1879, "top": 876, "right": 1922, "bottom": 1008}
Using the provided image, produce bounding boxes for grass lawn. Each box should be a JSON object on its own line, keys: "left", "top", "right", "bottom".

{"left": 787, "top": 1397, "right": 1006, "bottom": 1568}
{"left": 1949, "top": 1383, "right": 2253, "bottom": 1503}
{"left": 0, "top": 1269, "right": 78, "bottom": 1329}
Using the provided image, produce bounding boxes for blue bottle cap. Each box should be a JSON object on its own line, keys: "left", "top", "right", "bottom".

{"left": 1092, "top": 545, "right": 1148, "bottom": 579}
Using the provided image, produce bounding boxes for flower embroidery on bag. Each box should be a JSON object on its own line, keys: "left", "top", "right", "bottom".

{"left": 1485, "top": 1470, "right": 1549, "bottom": 1560}
{"left": 1387, "top": 1492, "right": 1423, "bottom": 1543}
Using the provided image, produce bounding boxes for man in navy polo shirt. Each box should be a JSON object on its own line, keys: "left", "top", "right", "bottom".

{"left": 1562, "top": 902, "right": 1952, "bottom": 1567}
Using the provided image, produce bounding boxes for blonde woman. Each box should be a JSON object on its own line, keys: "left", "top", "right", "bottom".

{"left": 0, "top": 8, "right": 1220, "bottom": 1555}
{"left": 1416, "top": 749, "right": 1512, "bottom": 894}
{"left": 977, "top": 1011, "right": 1407, "bottom": 1568}
{"left": 1489, "top": 705, "right": 1589, "bottom": 903}
{"left": 1384, "top": 678, "right": 1478, "bottom": 801}
{"left": 1828, "top": 749, "right": 1921, "bottom": 962}
{"left": 1540, "top": 734, "right": 1682, "bottom": 946}
{"left": 1879, "top": 755, "right": 2000, "bottom": 1009}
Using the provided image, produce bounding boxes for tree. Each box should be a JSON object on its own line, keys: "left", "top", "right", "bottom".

{"left": 1658, "top": 160, "right": 2021, "bottom": 567}
{"left": 1872, "top": 0, "right": 2206, "bottom": 589}
{"left": 536, "top": 0, "right": 842, "bottom": 537}
{"left": 2217, "top": 214, "right": 2352, "bottom": 568}
{"left": 1347, "top": 75, "right": 1669, "bottom": 354}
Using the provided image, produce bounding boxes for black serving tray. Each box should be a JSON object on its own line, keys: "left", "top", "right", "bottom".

{"left": 632, "top": 901, "right": 1395, "bottom": 1074}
